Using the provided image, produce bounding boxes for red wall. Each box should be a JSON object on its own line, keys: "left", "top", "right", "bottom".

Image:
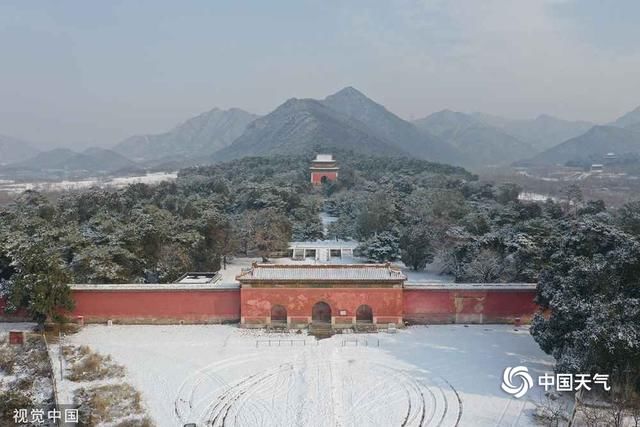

{"left": 70, "top": 289, "right": 240, "bottom": 324}
{"left": 3, "top": 287, "right": 538, "bottom": 326}
{"left": 0, "top": 297, "right": 30, "bottom": 321}
{"left": 241, "top": 287, "right": 402, "bottom": 324}
{"left": 403, "top": 288, "right": 538, "bottom": 324}
{"left": 311, "top": 172, "right": 338, "bottom": 184}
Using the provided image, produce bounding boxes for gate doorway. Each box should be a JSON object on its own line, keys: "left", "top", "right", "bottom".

{"left": 311, "top": 301, "right": 332, "bottom": 323}
{"left": 271, "top": 304, "right": 287, "bottom": 324}
{"left": 356, "top": 304, "right": 373, "bottom": 323}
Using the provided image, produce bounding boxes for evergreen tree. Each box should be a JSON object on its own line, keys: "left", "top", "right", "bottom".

{"left": 531, "top": 219, "right": 640, "bottom": 382}
{"left": 357, "top": 231, "right": 400, "bottom": 263}
{"left": 2, "top": 242, "right": 74, "bottom": 328}
{"left": 399, "top": 226, "right": 434, "bottom": 270}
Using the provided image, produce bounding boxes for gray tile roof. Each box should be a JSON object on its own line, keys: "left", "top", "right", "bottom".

{"left": 237, "top": 263, "right": 406, "bottom": 282}
{"left": 288, "top": 240, "right": 358, "bottom": 249}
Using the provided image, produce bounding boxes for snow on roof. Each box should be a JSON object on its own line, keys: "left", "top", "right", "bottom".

{"left": 176, "top": 272, "right": 220, "bottom": 284}
{"left": 236, "top": 263, "right": 406, "bottom": 282}
{"left": 404, "top": 282, "right": 537, "bottom": 290}
{"left": 69, "top": 282, "right": 239, "bottom": 291}
{"left": 314, "top": 154, "right": 333, "bottom": 162}
{"left": 69, "top": 272, "right": 236, "bottom": 291}
{"left": 289, "top": 240, "right": 358, "bottom": 249}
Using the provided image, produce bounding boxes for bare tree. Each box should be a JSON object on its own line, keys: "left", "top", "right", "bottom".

{"left": 535, "top": 392, "right": 569, "bottom": 426}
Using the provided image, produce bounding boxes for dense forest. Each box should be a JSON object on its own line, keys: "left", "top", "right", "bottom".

{"left": 0, "top": 152, "right": 639, "bottom": 388}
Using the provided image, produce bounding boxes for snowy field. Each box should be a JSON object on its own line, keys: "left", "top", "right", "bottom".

{"left": 0, "top": 171, "right": 177, "bottom": 194}
{"left": 62, "top": 324, "right": 556, "bottom": 426}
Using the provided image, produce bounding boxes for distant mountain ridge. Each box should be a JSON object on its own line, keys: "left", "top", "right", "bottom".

{"left": 0, "top": 134, "right": 40, "bottom": 165}
{"left": 525, "top": 105, "right": 640, "bottom": 165}
{"left": 413, "top": 110, "right": 533, "bottom": 166}
{"left": 609, "top": 105, "right": 640, "bottom": 129}
{"left": 527, "top": 126, "right": 640, "bottom": 165}
{"left": 471, "top": 113, "right": 594, "bottom": 151}
{"left": 5, "top": 147, "right": 138, "bottom": 174}
{"left": 216, "top": 87, "right": 462, "bottom": 164}
{"left": 113, "top": 107, "right": 258, "bottom": 163}
{"left": 4, "top": 88, "right": 638, "bottom": 173}
{"left": 321, "top": 87, "right": 459, "bottom": 162}
{"left": 214, "top": 97, "right": 404, "bottom": 161}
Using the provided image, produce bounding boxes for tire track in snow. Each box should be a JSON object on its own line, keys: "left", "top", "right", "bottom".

{"left": 177, "top": 344, "right": 463, "bottom": 427}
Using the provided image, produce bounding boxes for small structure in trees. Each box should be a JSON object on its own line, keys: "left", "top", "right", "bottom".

{"left": 310, "top": 154, "right": 339, "bottom": 185}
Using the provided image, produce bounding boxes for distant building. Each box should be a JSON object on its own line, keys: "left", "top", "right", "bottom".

{"left": 591, "top": 164, "right": 604, "bottom": 172}
{"left": 604, "top": 152, "right": 617, "bottom": 163}
{"left": 310, "top": 154, "right": 339, "bottom": 185}
{"left": 288, "top": 240, "right": 358, "bottom": 261}
{"left": 175, "top": 272, "right": 220, "bottom": 284}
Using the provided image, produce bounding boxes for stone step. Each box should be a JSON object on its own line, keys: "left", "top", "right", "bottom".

{"left": 309, "top": 322, "right": 333, "bottom": 338}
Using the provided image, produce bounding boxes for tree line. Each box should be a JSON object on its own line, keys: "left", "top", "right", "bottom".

{"left": 0, "top": 152, "right": 639, "bottom": 396}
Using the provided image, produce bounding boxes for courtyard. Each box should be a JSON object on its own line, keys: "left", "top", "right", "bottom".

{"left": 57, "top": 324, "right": 556, "bottom": 426}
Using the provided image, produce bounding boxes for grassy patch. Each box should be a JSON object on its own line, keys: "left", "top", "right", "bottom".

{"left": 74, "top": 384, "right": 147, "bottom": 425}
{"left": 0, "top": 389, "right": 33, "bottom": 424}
{"left": 114, "top": 416, "right": 155, "bottom": 427}
{"left": 64, "top": 345, "right": 125, "bottom": 382}
{"left": 0, "top": 333, "right": 54, "bottom": 425}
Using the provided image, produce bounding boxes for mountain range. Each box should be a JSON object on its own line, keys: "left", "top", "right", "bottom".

{"left": 0, "top": 134, "right": 40, "bottom": 165}
{"left": 527, "top": 126, "right": 640, "bottom": 165}
{"left": 216, "top": 88, "right": 459, "bottom": 163}
{"left": 113, "top": 107, "right": 258, "bottom": 164}
{"left": 4, "top": 147, "right": 138, "bottom": 175}
{"left": 1, "top": 87, "right": 639, "bottom": 175}
{"left": 413, "top": 110, "right": 534, "bottom": 166}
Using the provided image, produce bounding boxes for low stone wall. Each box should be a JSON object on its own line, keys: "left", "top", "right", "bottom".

{"left": 403, "top": 284, "right": 538, "bottom": 325}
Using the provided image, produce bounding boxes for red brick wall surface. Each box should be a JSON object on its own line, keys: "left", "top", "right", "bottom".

{"left": 70, "top": 289, "right": 240, "bottom": 324}
{"left": 403, "top": 289, "right": 538, "bottom": 324}
{"left": 310, "top": 172, "right": 338, "bottom": 184}
{"left": 241, "top": 287, "right": 402, "bottom": 324}
{"left": 0, "top": 297, "right": 30, "bottom": 321}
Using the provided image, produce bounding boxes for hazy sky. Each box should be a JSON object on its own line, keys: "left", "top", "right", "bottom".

{"left": 1, "top": 0, "right": 639, "bottom": 148}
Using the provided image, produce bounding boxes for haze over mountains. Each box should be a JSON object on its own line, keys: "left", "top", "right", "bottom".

{"left": 413, "top": 110, "right": 534, "bottom": 166}
{"left": 0, "top": 134, "right": 40, "bottom": 165}
{"left": 1, "top": 86, "right": 639, "bottom": 177}
{"left": 113, "top": 107, "right": 258, "bottom": 164}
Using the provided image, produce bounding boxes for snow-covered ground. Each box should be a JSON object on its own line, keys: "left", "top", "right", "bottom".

{"left": 0, "top": 171, "right": 177, "bottom": 194}
{"left": 63, "top": 324, "right": 556, "bottom": 426}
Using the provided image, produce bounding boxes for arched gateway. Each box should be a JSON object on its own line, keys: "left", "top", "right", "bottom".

{"left": 237, "top": 264, "right": 406, "bottom": 328}
{"left": 312, "top": 301, "right": 332, "bottom": 323}
{"left": 356, "top": 304, "right": 373, "bottom": 323}
{"left": 270, "top": 304, "right": 287, "bottom": 324}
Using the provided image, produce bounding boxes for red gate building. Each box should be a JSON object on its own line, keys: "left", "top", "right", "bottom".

{"left": 237, "top": 263, "right": 405, "bottom": 328}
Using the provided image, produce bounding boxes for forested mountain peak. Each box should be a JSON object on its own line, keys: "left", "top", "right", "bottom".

{"left": 113, "top": 107, "right": 258, "bottom": 163}
{"left": 214, "top": 97, "right": 403, "bottom": 161}
{"left": 413, "top": 110, "right": 534, "bottom": 167}
{"left": 322, "top": 88, "right": 460, "bottom": 164}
